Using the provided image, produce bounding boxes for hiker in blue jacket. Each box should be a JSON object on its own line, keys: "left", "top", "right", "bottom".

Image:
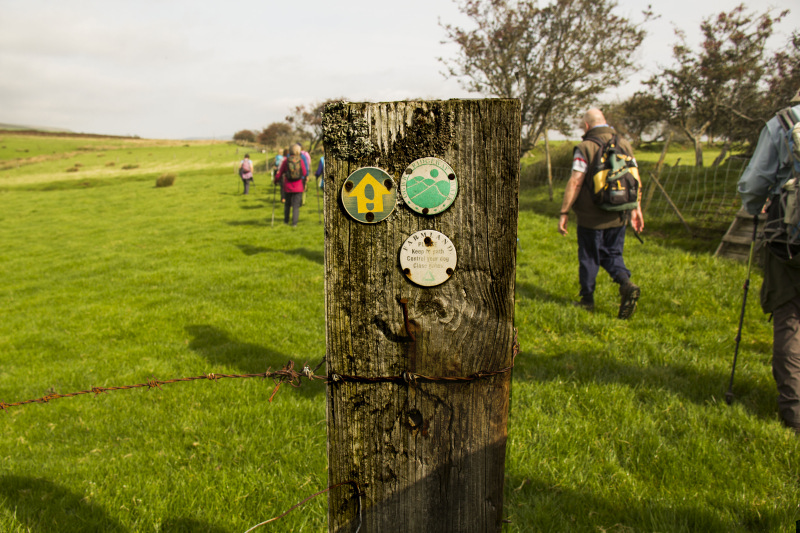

{"left": 315, "top": 156, "right": 325, "bottom": 190}
{"left": 737, "top": 87, "right": 800, "bottom": 433}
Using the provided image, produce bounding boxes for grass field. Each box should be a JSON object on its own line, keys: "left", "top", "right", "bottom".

{"left": 1, "top": 133, "right": 798, "bottom": 532}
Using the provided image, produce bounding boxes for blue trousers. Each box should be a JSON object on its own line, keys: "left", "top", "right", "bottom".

{"left": 576, "top": 225, "right": 631, "bottom": 302}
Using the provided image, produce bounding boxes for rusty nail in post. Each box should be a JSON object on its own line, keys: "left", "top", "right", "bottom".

{"left": 422, "top": 208, "right": 429, "bottom": 215}
{"left": 403, "top": 268, "right": 411, "bottom": 275}
{"left": 366, "top": 212, "right": 375, "bottom": 222}
{"left": 424, "top": 236, "right": 433, "bottom": 246}
{"left": 448, "top": 173, "right": 456, "bottom": 180}
{"left": 405, "top": 167, "right": 413, "bottom": 175}
{"left": 345, "top": 181, "right": 353, "bottom": 191}
{"left": 446, "top": 268, "right": 453, "bottom": 276}
{"left": 399, "top": 299, "right": 415, "bottom": 342}
{"left": 384, "top": 179, "right": 393, "bottom": 190}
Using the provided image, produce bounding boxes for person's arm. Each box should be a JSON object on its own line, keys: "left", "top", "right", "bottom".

{"left": 275, "top": 160, "right": 286, "bottom": 183}
{"left": 630, "top": 205, "right": 644, "bottom": 233}
{"left": 558, "top": 169, "right": 585, "bottom": 236}
{"left": 738, "top": 123, "right": 781, "bottom": 215}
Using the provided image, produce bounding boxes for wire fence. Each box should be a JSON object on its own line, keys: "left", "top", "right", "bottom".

{"left": 1, "top": 331, "right": 520, "bottom": 530}
{"left": 522, "top": 158, "right": 749, "bottom": 234}
{"left": 1, "top": 330, "right": 519, "bottom": 413}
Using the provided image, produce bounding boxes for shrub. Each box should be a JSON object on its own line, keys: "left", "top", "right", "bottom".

{"left": 520, "top": 142, "right": 575, "bottom": 189}
{"left": 66, "top": 167, "right": 79, "bottom": 173}
{"left": 121, "top": 164, "right": 139, "bottom": 170}
{"left": 156, "top": 173, "right": 176, "bottom": 188}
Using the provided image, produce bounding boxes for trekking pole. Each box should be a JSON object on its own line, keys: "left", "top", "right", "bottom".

{"left": 271, "top": 177, "right": 276, "bottom": 228}
{"left": 725, "top": 214, "right": 759, "bottom": 405}
{"left": 316, "top": 175, "right": 322, "bottom": 224}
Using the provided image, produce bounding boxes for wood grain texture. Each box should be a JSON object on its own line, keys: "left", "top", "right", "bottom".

{"left": 322, "top": 99, "right": 520, "bottom": 532}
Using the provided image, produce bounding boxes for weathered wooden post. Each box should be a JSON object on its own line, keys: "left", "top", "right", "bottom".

{"left": 322, "top": 99, "right": 520, "bottom": 532}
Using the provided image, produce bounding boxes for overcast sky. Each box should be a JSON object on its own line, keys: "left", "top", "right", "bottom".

{"left": 1, "top": 0, "right": 797, "bottom": 140}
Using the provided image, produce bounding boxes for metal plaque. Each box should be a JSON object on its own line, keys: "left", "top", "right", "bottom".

{"left": 341, "top": 167, "right": 397, "bottom": 224}
{"left": 399, "top": 230, "right": 457, "bottom": 287}
{"left": 400, "top": 157, "right": 458, "bottom": 215}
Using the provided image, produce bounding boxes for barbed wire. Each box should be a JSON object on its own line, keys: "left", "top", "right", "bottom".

{"left": 0, "top": 360, "right": 322, "bottom": 412}
{"left": 1, "top": 329, "right": 519, "bottom": 412}
{"left": 244, "top": 480, "right": 361, "bottom": 533}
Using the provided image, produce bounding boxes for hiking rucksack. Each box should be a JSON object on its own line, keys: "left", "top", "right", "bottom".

{"left": 285, "top": 154, "right": 303, "bottom": 182}
{"left": 239, "top": 159, "right": 251, "bottom": 177}
{"left": 762, "top": 107, "right": 800, "bottom": 259}
{"left": 584, "top": 135, "right": 641, "bottom": 212}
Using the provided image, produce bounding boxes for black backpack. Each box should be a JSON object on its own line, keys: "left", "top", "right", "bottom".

{"left": 285, "top": 154, "right": 303, "bottom": 182}
{"left": 584, "top": 135, "right": 640, "bottom": 212}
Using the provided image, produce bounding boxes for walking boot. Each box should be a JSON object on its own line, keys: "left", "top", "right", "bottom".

{"left": 618, "top": 282, "right": 640, "bottom": 319}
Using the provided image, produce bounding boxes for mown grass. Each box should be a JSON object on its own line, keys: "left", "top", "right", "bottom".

{"left": 0, "top": 133, "right": 798, "bottom": 532}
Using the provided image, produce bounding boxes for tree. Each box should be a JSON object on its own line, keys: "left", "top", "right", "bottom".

{"left": 233, "top": 129, "right": 256, "bottom": 143}
{"left": 646, "top": 5, "right": 786, "bottom": 166}
{"left": 764, "top": 32, "right": 800, "bottom": 124}
{"left": 440, "top": 0, "right": 652, "bottom": 157}
{"left": 603, "top": 92, "right": 668, "bottom": 147}
{"left": 286, "top": 97, "right": 346, "bottom": 153}
{"left": 257, "top": 122, "right": 293, "bottom": 150}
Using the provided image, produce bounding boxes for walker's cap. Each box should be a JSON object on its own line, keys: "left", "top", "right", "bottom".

{"left": 792, "top": 87, "right": 800, "bottom": 103}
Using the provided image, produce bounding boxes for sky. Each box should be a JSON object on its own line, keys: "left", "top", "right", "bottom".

{"left": 1, "top": 0, "right": 798, "bottom": 140}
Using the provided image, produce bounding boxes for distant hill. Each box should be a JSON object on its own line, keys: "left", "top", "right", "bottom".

{"left": 0, "top": 122, "right": 74, "bottom": 133}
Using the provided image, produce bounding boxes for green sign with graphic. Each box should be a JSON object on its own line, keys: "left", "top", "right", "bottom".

{"left": 341, "top": 167, "right": 397, "bottom": 224}
{"left": 400, "top": 157, "right": 458, "bottom": 216}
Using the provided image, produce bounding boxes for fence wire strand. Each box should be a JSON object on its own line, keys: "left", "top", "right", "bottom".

{"left": 243, "top": 480, "right": 362, "bottom": 533}
{"left": 1, "top": 330, "right": 520, "bottom": 412}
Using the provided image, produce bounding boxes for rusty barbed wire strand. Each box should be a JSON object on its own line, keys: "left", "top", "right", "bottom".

{"left": 1, "top": 329, "right": 520, "bottom": 412}
{"left": 0, "top": 360, "right": 324, "bottom": 412}
{"left": 243, "top": 480, "right": 362, "bottom": 533}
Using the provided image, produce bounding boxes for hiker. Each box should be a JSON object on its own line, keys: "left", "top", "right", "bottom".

{"left": 737, "top": 87, "right": 800, "bottom": 433}
{"left": 297, "top": 143, "right": 312, "bottom": 178}
{"left": 296, "top": 143, "right": 311, "bottom": 205}
{"left": 557, "top": 108, "right": 644, "bottom": 318}
{"left": 274, "top": 144, "right": 307, "bottom": 227}
{"left": 239, "top": 154, "right": 254, "bottom": 195}
{"left": 276, "top": 148, "right": 288, "bottom": 203}
{"left": 315, "top": 156, "right": 325, "bottom": 191}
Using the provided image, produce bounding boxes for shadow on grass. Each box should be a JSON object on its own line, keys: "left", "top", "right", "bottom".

{"left": 516, "top": 281, "right": 573, "bottom": 307}
{"left": 514, "top": 345, "right": 776, "bottom": 421}
{"left": 160, "top": 517, "right": 230, "bottom": 533}
{"left": 235, "top": 244, "right": 323, "bottom": 265}
{"left": 503, "top": 474, "right": 780, "bottom": 531}
{"left": 0, "top": 475, "right": 127, "bottom": 533}
{"left": 184, "top": 324, "right": 324, "bottom": 399}
{"left": 185, "top": 324, "right": 288, "bottom": 375}
{"left": 226, "top": 219, "right": 268, "bottom": 227}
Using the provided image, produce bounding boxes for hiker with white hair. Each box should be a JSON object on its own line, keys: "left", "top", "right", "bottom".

{"left": 558, "top": 108, "right": 644, "bottom": 319}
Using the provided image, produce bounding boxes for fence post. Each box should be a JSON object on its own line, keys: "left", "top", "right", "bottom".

{"left": 321, "top": 99, "right": 520, "bottom": 532}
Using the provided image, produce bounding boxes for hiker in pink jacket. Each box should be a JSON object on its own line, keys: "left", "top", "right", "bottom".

{"left": 274, "top": 144, "right": 307, "bottom": 226}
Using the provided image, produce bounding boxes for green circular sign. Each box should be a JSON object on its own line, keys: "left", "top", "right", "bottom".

{"left": 400, "top": 157, "right": 458, "bottom": 215}
{"left": 341, "top": 167, "right": 397, "bottom": 224}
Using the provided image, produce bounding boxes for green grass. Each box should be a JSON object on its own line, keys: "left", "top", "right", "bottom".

{"left": 0, "top": 133, "right": 798, "bottom": 532}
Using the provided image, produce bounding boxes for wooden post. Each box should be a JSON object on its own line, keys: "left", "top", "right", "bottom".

{"left": 544, "top": 127, "right": 553, "bottom": 201}
{"left": 322, "top": 99, "right": 520, "bottom": 532}
{"left": 642, "top": 132, "right": 672, "bottom": 215}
